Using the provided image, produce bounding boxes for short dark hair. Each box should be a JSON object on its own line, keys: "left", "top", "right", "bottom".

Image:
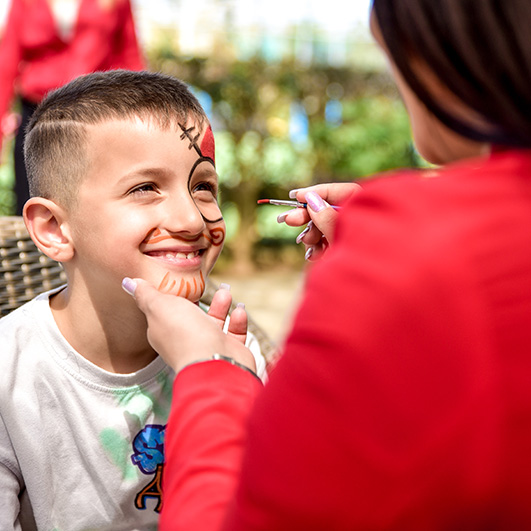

{"left": 372, "top": 0, "right": 531, "bottom": 146}
{"left": 24, "top": 70, "right": 208, "bottom": 207}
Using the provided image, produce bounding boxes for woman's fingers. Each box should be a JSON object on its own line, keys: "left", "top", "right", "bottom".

{"left": 303, "top": 191, "right": 340, "bottom": 244}
{"left": 227, "top": 304, "right": 248, "bottom": 344}
{"left": 291, "top": 182, "right": 361, "bottom": 206}
{"left": 206, "top": 285, "right": 233, "bottom": 329}
{"left": 277, "top": 183, "right": 362, "bottom": 260}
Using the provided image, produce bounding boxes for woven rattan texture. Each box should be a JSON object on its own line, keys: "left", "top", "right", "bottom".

{"left": 0, "top": 217, "right": 67, "bottom": 316}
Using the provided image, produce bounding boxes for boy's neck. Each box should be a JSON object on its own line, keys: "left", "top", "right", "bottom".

{"left": 50, "top": 286, "right": 158, "bottom": 374}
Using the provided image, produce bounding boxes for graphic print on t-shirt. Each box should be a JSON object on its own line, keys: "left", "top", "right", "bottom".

{"left": 131, "top": 424, "right": 166, "bottom": 513}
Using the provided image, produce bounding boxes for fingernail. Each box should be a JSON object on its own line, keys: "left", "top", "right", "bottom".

{"left": 236, "top": 302, "right": 245, "bottom": 310}
{"left": 304, "top": 246, "right": 314, "bottom": 260}
{"left": 296, "top": 225, "right": 310, "bottom": 244}
{"left": 219, "top": 283, "right": 231, "bottom": 290}
{"left": 305, "top": 191, "right": 327, "bottom": 212}
{"left": 277, "top": 211, "right": 289, "bottom": 223}
{"left": 122, "top": 277, "right": 137, "bottom": 296}
{"left": 289, "top": 189, "right": 300, "bottom": 199}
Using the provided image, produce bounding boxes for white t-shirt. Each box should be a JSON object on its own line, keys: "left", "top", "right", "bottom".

{"left": 0, "top": 287, "right": 264, "bottom": 530}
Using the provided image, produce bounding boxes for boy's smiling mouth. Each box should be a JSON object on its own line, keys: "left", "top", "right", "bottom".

{"left": 141, "top": 227, "right": 224, "bottom": 272}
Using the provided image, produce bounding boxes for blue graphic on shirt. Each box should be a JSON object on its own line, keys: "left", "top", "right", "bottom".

{"left": 131, "top": 424, "right": 166, "bottom": 513}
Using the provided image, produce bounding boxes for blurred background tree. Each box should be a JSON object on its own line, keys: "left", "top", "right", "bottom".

{"left": 147, "top": 34, "right": 421, "bottom": 272}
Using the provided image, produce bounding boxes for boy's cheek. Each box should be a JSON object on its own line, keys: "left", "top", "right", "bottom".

{"left": 209, "top": 225, "right": 226, "bottom": 247}
{"left": 212, "top": 241, "right": 224, "bottom": 266}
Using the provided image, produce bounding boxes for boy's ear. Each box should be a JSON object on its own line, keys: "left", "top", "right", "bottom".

{"left": 23, "top": 197, "right": 74, "bottom": 262}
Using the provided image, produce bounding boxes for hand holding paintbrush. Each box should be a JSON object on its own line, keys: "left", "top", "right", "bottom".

{"left": 257, "top": 183, "right": 361, "bottom": 261}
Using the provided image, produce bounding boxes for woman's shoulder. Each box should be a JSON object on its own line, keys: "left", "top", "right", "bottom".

{"left": 325, "top": 149, "right": 531, "bottom": 295}
{"left": 341, "top": 150, "right": 531, "bottom": 230}
{"left": 353, "top": 149, "right": 531, "bottom": 200}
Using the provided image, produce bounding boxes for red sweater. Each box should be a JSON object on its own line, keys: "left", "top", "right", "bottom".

{"left": 0, "top": 0, "right": 144, "bottom": 138}
{"left": 161, "top": 150, "right": 531, "bottom": 530}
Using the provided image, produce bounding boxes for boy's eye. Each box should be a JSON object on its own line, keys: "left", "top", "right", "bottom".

{"left": 129, "top": 183, "right": 157, "bottom": 195}
{"left": 193, "top": 182, "right": 216, "bottom": 195}
{"left": 192, "top": 180, "right": 222, "bottom": 220}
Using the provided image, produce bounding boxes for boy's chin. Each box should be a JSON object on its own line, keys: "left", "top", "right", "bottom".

{"left": 181, "top": 292, "right": 203, "bottom": 305}
{"left": 167, "top": 287, "right": 205, "bottom": 304}
{"left": 154, "top": 270, "right": 207, "bottom": 301}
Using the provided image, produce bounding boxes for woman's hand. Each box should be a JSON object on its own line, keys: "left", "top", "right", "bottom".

{"left": 122, "top": 278, "right": 257, "bottom": 374}
{"left": 278, "top": 183, "right": 361, "bottom": 261}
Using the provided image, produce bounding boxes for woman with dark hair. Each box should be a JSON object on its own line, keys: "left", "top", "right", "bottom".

{"left": 124, "top": 0, "right": 531, "bottom": 528}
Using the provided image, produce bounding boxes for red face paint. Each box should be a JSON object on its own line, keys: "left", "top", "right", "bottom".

{"left": 200, "top": 125, "right": 215, "bottom": 164}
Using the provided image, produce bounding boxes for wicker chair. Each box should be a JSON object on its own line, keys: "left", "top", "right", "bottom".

{"left": 0, "top": 216, "right": 277, "bottom": 362}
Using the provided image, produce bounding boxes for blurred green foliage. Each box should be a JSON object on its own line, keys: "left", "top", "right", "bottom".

{"left": 0, "top": 144, "right": 16, "bottom": 216}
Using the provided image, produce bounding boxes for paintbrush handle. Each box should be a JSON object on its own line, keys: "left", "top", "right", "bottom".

{"left": 259, "top": 199, "right": 341, "bottom": 211}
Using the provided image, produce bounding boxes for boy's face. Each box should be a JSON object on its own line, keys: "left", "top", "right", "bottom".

{"left": 67, "top": 117, "right": 225, "bottom": 303}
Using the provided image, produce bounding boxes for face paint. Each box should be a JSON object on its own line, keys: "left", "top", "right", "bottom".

{"left": 178, "top": 123, "right": 223, "bottom": 223}
{"left": 145, "top": 225, "right": 226, "bottom": 301}
{"left": 200, "top": 125, "right": 215, "bottom": 163}
{"left": 157, "top": 270, "right": 206, "bottom": 300}
{"left": 143, "top": 227, "right": 225, "bottom": 247}
{"left": 204, "top": 226, "right": 225, "bottom": 246}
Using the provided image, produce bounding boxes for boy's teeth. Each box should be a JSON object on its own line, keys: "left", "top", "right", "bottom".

{"left": 164, "top": 251, "right": 198, "bottom": 259}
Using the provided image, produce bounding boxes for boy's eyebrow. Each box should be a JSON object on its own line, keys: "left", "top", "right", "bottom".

{"left": 117, "top": 166, "right": 174, "bottom": 184}
{"left": 192, "top": 165, "right": 219, "bottom": 178}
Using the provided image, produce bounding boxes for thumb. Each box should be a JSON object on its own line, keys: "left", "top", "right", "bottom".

{"left": 304, "top": 191, "right": 339, "bottom": 244}
{"left": 122, "top": 277, "right": 161, "bottom": 316}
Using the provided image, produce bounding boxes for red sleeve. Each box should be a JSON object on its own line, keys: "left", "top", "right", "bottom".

{"left": 0, "top": 0, "right": 24, "bottom": 139}
{"left": 65, "top": 0, "right": 144, "bottom": 80}
{"left": 108, "top": 0, "right": 144, "bottom": 71}
{"left": 160, "top": 360, "right": 263, "bottom": 530}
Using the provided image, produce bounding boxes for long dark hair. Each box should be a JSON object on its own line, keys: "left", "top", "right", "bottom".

{"left": 372, "top": 0, "right": 531, "bottom": 147}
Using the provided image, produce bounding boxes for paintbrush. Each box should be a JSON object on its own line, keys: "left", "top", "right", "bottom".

{"left": 257, "top": 198, "right": 340, "bottom": 211}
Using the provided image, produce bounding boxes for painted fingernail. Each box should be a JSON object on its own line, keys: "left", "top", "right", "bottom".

{"left": 277, "top": 211, "right": 289, "bottom": 223}
{"left": 122, "top": 277, "right": 137, "bottom": 296}
{"left": 305, "top": 191, "right": 328, "bottom": 212}
{"left": 296, "top": 225, "right": 311, "bottom": 244}
{"left": 219, "top": 283, "right": 231, "bottom": 290}
{"left": 236, "top": 302, "right": 246, "bottom": 310}
{"left": 304, "top": 246, "right": 314, "bottom": 260}
{"left": 289, "top": 189, "right": 300, "bottom": 199}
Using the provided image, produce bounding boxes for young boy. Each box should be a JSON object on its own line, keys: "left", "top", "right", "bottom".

{"left": 0, "top": 70, "right": 264, "bottom": 530}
